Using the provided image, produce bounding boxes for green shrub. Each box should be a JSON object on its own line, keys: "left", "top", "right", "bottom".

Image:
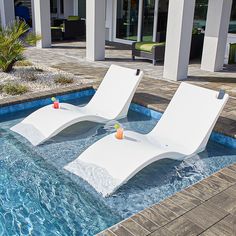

{"left": 54, "top": 76, "right": 74, "bottom": 85}
{"left": 14, "top": 60, "right": 33, "bottom": 67}
{"left": 0, "top": 20, "right": 41, "bottom": 73}
{"left": 3, "top": 83, "right": 28, "bottom": 95}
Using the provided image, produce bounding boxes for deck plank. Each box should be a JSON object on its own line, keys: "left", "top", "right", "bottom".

{"left": 151, "top": 203, "right": 178, "bottom": 221}
{"left": 110, "top": 225, "right": 134, "bottom": 236}
{"left": 184, "top": 185, "right": 213, "bottom": 201}
{"left": 120, "top": 218, "right": 150, "bottom": 236}
{"left": 165, "top": 216, "right": 204, "bottom": 236}
{"left": 159, "top": 199, "right": 187, "bottom": 216}
{"left": 131, "top": 213, "right": 159, "bottom": 233}
{"left": 207, "top": 191, "right": 236, "bottom": 214}
{"left": 214, "top": 171, "right": 236, "bottom": 184}
{"left": 97, "top": 230, "right": 116, "bottom": 236}
{"left": 200, "top": 218, "right": 234, "bottom": 236}
{"left": 148, "top": 227, "right": 173, "bottom": 236}
{"left": 139, "top": 208, "right": 169, "bottom": 227}
{"left": 184, "top": 203, "right": 228, "bottom": 229}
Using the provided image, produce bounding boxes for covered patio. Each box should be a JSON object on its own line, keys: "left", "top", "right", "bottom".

{"left": 1, "top": 0, "right": 235, "bottom": 82}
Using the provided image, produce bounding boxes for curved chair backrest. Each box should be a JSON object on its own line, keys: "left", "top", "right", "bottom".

{"left": 88, "top": 65, "right": 143, "bottom": 119}
{"left": 150, "top": 83, "right": 229, "bottom": 155}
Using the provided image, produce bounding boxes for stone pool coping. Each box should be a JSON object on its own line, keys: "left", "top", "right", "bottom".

{"left": 1, "top": 84, "right": 235, "bottom": 149}
{"left": 0, "top": 84, "right": 94, "bottom": 107}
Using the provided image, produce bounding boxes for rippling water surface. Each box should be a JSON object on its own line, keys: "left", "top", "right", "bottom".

{"left": 0, "top": 95, "right": 236, "bottom": 235}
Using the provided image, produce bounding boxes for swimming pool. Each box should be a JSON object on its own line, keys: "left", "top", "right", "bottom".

{"left": 1, "top": 94, "right": 236, "bottom": 235}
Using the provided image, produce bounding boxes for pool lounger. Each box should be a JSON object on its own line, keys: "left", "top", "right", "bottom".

{"left": 64, "top": 83, "right": 229, "bottom": 197}
{"left": 11, "top": 65, "right": 143, "bottom": 146}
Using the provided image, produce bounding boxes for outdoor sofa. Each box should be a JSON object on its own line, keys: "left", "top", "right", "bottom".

{"left": 51, "top": 16, "right": 86, "bottom": 41}
{"left": 132, "top": 33, "right": 204, "bottom": 65}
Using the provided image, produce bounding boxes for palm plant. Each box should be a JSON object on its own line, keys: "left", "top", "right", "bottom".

{"left": 0, "top": 20, "right": 41, "bottom": 73}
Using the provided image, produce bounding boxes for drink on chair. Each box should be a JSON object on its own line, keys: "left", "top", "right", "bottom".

{"left": 115, "top": 127, "right": 124, "bottom": 140}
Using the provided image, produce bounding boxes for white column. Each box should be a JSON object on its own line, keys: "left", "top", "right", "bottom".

{"left": 163, "top": 0, "right": 195, "bottom": 81}
{"left": 34, "top": 0, "right": 51, "bottom": 48}
{"left": 73, "top": 0, "right": 79, "bottom": 16}
{"left": 86, "top": 0, "right": 106, "bottom": 61}
{"left": 201, "top": 0, "right": 233, "bottom": 72}
{"left": 153, "top": 0, "right": 159, "bottom": 42}
{"left": 31, "top": 0, "right": 35, "bottom": 32}
{"left": 64, "top": 0, "right": 74, "bottom": 18}
{"left": 106, "top": 0, "right": 114, "bottom": 41}
{"left": 137, "top": 0, "right": 144, "bottom": 42}
{"left": 0, "top": 0, "right": 15, "bottom": 28}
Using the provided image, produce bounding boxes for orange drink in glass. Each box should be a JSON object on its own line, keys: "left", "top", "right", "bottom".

{"left": 115, "top": 128, "right": 124, "bottom": 140}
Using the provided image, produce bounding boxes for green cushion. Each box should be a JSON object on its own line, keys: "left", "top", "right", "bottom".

{"left": 68, "top": 16, "right": 80, "bottom": 21}
{"left": 135, "top": 42, "right": 166, "bottom": 52}
{"left": 228, "top": 43, "right": 236, "bottom": 64}
{"left": 51, "top": 26, "right": 63, "bottom": 30}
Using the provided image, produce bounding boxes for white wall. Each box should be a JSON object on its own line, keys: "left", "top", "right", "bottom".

{"left": 0, "top": 0, "right": 15, "bottom": 28}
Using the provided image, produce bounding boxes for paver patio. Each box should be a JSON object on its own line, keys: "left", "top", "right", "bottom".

{"left": 25, "top": 41, "right": 236, "bottom": 139}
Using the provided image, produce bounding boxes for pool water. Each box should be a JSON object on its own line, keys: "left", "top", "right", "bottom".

{"left": 0, "top": 95, "right": 236, "bottom": 235}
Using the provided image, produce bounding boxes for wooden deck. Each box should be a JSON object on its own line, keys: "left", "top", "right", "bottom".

{"left": 98, "top": 164, "right": 236, "bottom": 236}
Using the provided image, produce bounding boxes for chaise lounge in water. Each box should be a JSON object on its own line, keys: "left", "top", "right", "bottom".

{"left": 11, "top": 65, "right": 143, "bottom": 146}
{"left": 64, "top": 83, "right": 229, "bottom": 197}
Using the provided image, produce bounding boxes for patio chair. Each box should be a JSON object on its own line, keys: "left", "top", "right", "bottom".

{"left": 228, "top": 43, "right": 236, "bottom": 64}
{"left": 64, "top": 83, "right": 229, "bottom": 197}
{"left": 132, "top": 33, "right": 204, "bottom": 65}
{"left": 63, "top": 16, "right": 85, "bottom": 39}
{"left": 132, "top": 41, "right": 166, "bottom": 65}
{"left": 11, "top": 65, "right": 143, "bottom": 146}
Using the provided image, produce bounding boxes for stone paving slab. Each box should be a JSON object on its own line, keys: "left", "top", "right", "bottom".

{"left": 97, "top": 164, "right": 236, "bottom": 236}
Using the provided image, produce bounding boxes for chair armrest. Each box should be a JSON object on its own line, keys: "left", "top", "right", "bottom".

{"left": 132, "top": 42, "right": 137, "bottom": 51}
{"left": 152, "top": 44, "right": 165, "bottom": 60}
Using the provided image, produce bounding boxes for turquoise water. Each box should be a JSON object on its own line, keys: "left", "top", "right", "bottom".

{"left": 0, "top": 96, "right": 236, "bottom": 235}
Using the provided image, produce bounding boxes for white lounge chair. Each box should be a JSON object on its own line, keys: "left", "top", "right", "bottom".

{"left": 11, "top": 65, "right": 143, "bottom": 146}
{"left": 64, "top": 83, "right": 229, "bottom": 197}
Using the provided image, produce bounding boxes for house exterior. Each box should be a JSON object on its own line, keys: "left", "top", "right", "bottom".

{"left": 0, "top": 0, "right": 235, "bottom": 81}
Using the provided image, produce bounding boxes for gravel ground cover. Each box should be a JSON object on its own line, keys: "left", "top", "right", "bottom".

{"left": 0, "top": 61, "right": 91, "bottom": 98}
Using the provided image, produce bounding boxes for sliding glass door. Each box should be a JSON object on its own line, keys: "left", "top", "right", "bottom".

{"left": 142, "top": 0, "right": 155, "bottom": 41}
{"left": 116, "top": 0, "right": 139, "bottom": 41}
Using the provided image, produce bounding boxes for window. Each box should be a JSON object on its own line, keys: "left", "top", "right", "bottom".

{"left": 50, "top": 0, "right": 58, "bottom": 14}
{"left": 60, "top": 0, "right": 64, "bottom": 14}
{"left": 229, "top": 0, "right": 236, "bottom": 33}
